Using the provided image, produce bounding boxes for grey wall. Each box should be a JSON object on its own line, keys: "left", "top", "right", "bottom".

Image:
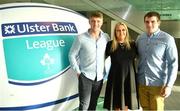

{"left": 160, "top": 21, "right": 180, "bottom": 38}
{"left": 175, "top": 38, "right": 180, "bottom": 70}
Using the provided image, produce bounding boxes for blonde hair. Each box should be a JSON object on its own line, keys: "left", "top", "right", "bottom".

{"left": 111, "top": 22, "right": 131, "bottom": 52}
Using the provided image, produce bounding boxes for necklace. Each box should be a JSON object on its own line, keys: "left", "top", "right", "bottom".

{"left": 119, "top": 43, "right": 124, "bottom": 46}
{"left": 119, "top": 43, "right": 125, "bottom": 49}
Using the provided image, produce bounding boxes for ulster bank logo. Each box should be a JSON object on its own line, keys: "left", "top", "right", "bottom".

{"left": 1, "top": 22, "right": 78, "bottom": 37}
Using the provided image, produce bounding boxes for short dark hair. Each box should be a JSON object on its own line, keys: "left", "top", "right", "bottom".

{"left": 89, "top": 11, "right": 103, "bottom": 19}
{"left": 144, "top": 11, "right": 161, "bottom": 21}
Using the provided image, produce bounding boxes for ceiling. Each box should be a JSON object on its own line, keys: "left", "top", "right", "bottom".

{"left": 127, "top": 0, "right": 180, "bottom": 20}
{"left": 0, "top": 0, "right": 179, "bottom": 11}
{"left": 127, "top": 0, "right": 180, "bottom": 10}
{"left": 0, "top": 0, "right": 179, "bottom": 20}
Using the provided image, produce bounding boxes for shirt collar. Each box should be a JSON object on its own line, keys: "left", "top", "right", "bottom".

{"left": 153, "top": 29, "right": 160, "bottom": 36}
{"left": 87, "top": 29, "right": 103, "bottom": 38}
{"left": 146, "top": 28, "right": 160, "bottom": 38}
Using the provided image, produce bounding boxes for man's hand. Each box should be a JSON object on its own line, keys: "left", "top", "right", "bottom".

{"left": 160, "top": 86, "right": 172, "bottom": 98}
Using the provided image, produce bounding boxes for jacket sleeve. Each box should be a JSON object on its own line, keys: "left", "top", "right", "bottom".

{"left": 68, "top": 36, "right": 81, "bottom": 74}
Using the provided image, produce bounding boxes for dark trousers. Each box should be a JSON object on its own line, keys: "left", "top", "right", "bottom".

{"left": 78, "top": 74, "right": 103, "bottom": 110}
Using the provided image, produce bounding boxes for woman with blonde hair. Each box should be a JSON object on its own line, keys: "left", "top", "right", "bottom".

{"left": 103, "top": 22, "right": 139, "bottom": 111}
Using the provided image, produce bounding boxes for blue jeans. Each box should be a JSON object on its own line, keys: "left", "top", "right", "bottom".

{"left": 78, "top": 74, "right": 103, "bottom": 110}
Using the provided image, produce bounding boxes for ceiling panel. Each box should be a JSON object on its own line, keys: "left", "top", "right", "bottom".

{"left": 126, "top": 0, "right": 180, "bottom": 20}
{"left": 127, "top": 0, "right": 180, "bottom": 10}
